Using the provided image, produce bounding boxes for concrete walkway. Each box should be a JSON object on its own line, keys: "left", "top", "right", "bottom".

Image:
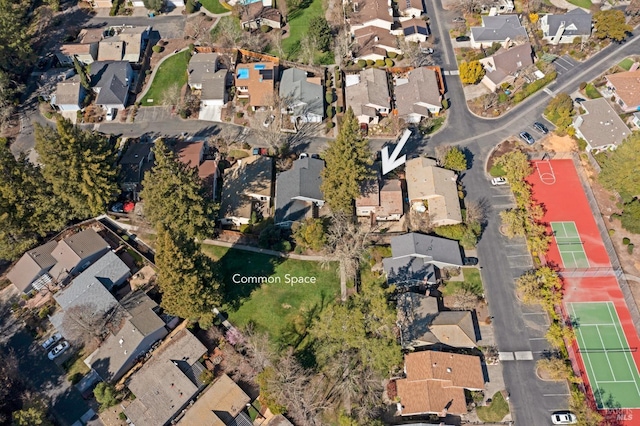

{"left": 201, "top": 238, "right": 328, "bottom": 261}
{"left": 547, "top": 0, "right": 584, "bottom": 10}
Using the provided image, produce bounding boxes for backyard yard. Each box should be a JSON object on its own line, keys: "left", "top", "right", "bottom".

{"left": 619, "top": 58, "right": 634, "bottom": 71}
{"left": 441, "top": 268, "right": 483, "bottom": 297}
{"left": 202, "top": 244, "right": 340, "bottom": 348}
{"left": 199, "top": 0, "right": 229, "bottom": 14}
{"left": 566, "top": 0, "right": 591, "bottom": 8}
{"left": 281, "top": 0, "right": 325, "bottom": 60}
{"left": 142, "top": 50, "right": 190, "bottom": 106}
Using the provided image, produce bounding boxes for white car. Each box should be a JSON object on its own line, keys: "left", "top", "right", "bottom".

{"left": 105, "top": 108, "right": 116, "bottom": 121}
{"left": 48, "top": 341, "right": 70, "bottom": 360}
{"left": 42, "top": 332, "right": 62, "bottom": 350}
{"left": 491, "top": 177, "right": 508, "bottom": 186}
{"left": 551, "top": 412, "right": 577, "bottom": 424}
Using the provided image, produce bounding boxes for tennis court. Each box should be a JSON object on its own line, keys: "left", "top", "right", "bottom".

{"left": 568, "top": 302, "right": 640, "bottom": 409}
{"left": 552, "top": 221, "right": 590, "bottom": 268}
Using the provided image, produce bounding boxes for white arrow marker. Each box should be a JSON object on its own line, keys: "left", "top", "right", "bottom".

{"left": 381, "top": 128, "right": 412, "bottom": 175}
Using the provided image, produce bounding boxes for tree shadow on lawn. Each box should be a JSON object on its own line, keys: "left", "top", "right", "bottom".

{"left": 287, "top": 0, "right": 315, "bottom": 21}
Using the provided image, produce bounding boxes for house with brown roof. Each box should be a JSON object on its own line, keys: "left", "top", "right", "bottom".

{"left": 124, "top": 329, "right": 208, "bottom": 426}
{"left": 175, "top": 141, "right": 220, "bottom": 199}
{"left": 480, "top": 42, "right": 534, "bottom": 92}
{"left": 355, "top": 163, "right": 403, "bottom": 221}
{"left": 572, "top": 98, "right": 631, "bottom": 152}
{"left": 348, "top": 0, "right": 394, "bottom": 33}
{"left": 52, "top": 75, "right": 86, "bottom": 112}
{"left": 219, "top": 155, "right": 275, "bottom": 227}
{"left": 398, "top": 0, "right": 425, "bottom": 20}
{"left": 240, "top": 2, "right": 283, "bottom": 30}
{"left": 397, "top": 292, "right": 477, "bottom": 350}
{"left": 48, "top": 228, "right": 111, "bottom": 284}
{"left": 405, "top": 157, "right": 462, "bottom": 227}
{"left": 97, "top": 40, "right": 124, "bottom": 61}
{"left": 345, "top": 68, "right": 391, "bottom": 124}
{"left": 395, "top": 351, "right": 485, "bottom": 416}
{"left": 176, "top": 374, "right": 251, "bottom": 426}
{"left": 58, "top": 43, "right": 99, "bottom": 66}
{"left": 397, "top": 18, "right": 430, "bottom": 43}
{"left": 605, "top": 69, "right": 640, "bottom": 113}
{"left": 353, "top": 26, "right": 402, "bottom": 61}
{"left": 395, "top": 67, "right": 444, "bottom": 123}
{"left": 7, "top": 241, "right": 58, "bottom": 294}
{"left": 235, "top": 62, "right": 277, "bottom": 110}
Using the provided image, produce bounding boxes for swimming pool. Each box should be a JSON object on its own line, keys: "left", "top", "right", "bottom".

{"left": 237, "top": 68, "right": 249, "bottom": 79}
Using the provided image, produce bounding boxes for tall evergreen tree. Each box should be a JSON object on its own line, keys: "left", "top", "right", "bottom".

{"left": 72, "top": 57, "right": 91, "bottom": 90}
{"left": 320, "top": 108, "right": 373, "bottom": 214}
{"left": 155, "top": 230, "right": 221, "bottom": 327}
{"left": 141, "top": 139, "right": 216, "bottom": 239}
{"left": 35, "top": 119, "right": 118, "bottom": 218}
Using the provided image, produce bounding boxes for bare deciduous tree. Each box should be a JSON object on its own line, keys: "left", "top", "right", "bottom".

{"left": 449, "top": 288, "right": 479, "bottom": 310}
{"left": 452, "top": 0, "right": 481, "bottom": 14}
{"left": 397, "top": 38, "right": 435, "bottom": 67}
{"left": 61, "top": 303, "right": 126, "bottom": 346}
{"left": 300, "top": 34, "right": 318, "bottom": 65}
{"left": 272, "top": 29, "right": 285, "bottom": 58}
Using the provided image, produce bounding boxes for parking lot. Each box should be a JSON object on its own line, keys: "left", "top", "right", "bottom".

{"left": 134, "top": 106, "right": 174, "bottom": 122}
{"left": 552, "top": 55, "right": 579, "bottom": 76}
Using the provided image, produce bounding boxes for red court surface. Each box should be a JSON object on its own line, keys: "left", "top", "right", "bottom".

{"left": 527, "top": 159, "right": 640, "bottom": 424}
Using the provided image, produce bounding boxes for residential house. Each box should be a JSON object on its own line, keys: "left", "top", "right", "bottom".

{"left": 397, "top": 292, "right": 477, "bottom": 349}
{"left": 176, "top": 374, "right": 251, "bottom": 425}
{"left": 189, "top": 53, "right": 229, "bottom": 121}
{"left": 605, "top": 69, "right": 640, "bottom": 112}
{"left": 383, "top": 256, "right": 438, "bottom": 288}
{"left": 398, "top": 18, "right": 430, "bottom": 43}
{"left": 345, "top": 68, "right": 391, "bottom": 124}
{"left": 274, "top": 157, "right": 325, "bottom": 227}
{"left": 395, "top": 67, "right": 444, "bottom": 123}
{"left": 118, "top": 141, "right": 154, "bottom": 195}
{"left": 7, "top": 241, "right": 58, "bottom": 294}
{"left": 90, "top": 61, "right": 133, "bottom": 111}
{"left": 405, "top": 157, "right": 462, "bottom": 227}
{"left": 97, "top": 40, "right": 124, "bottom": 62}
{"left": 470, "top": 15, "right": 528, "bottom": 49}
{"left": 84, "top": 290, "right": 168, "bottom": 382}
{"left": 480, "top": 0, "right": 514, "bottom": 14}
{"left": 353, "top": 26, "right": 402, "bottom": 61}
{"left": 479, "top": 42, "right": 534, "bottom": 92}
{"left": 219, "top": 155, "right": 275, "bottom": 226}
{"left": 347, "top": 0, "right": 394, "bottom": 33}
{"left": 124, "top": 329, "right": 208, "bottom": 426}
{"left": 58, "top": 43, "right": 99, "bottom": 66}
{"left": 398, "top": 0, "right": 425, "bottom": 21}
{"left": 79, "top": 28, "right": 105, "bottom": 45}
{"left": 240, "top": 2, "right": 284, "bottom": 30}
{"left": 355, "top": 163, "right": 403, "bottom": 220}
{"left": 268, "top": 415, "right": 295, "bottom": 426}
{"left": 48, "top": 228, "right": 111, "bottom": 283}
{"left": 385, "top": 232, "right": 464, "bottom": 269}
{"left": 188, "top": 53, "right": 219, "bottom": 90}
{"left": 110, "top": 26, "right": 149, "bottom": 63}
{"left": 175, "top": 141, "right": 219, "bottom": 199}
{"left": 52, "top": 75, "right": 86, "bottom": 112}
{"left": 572, "top": 98, "right": 631, "bottom": 152}
{"left": 235, "top": 62, "right": 277, "bottom": 110}
{"left": 632, "top": 112, "right": 640, "bottom": 129}
{"left": 395, "top": 351, "right": 485, "bottom": 416}
{"left": 540, "top": 9, "right": 592, "bottom": 45}
{"left": 279, "top": 68, "right": 324, "bottom": 123}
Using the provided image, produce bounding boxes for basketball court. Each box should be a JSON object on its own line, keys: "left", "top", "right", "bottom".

{"left": 551, "top": 221, "right": 590, "bottom": 269}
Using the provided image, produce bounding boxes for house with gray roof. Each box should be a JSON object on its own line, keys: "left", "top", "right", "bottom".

{"left": 388, "top": 232, "right": 464, "bottom": 268}
{"left": 188, "top": 53, "right": 219, "bottom": 90}
{"left": 279, "top": 68, "right": 324, "bottom": 123}
{"left": 345, "top": 68, "right": 391, "bottom": 124}
{"left": 572, "top": 98, "right": 631, "bottom": 153}
{"left": 7, "top": 240, "right": 58, "bottom": 294}
{"left": 274, "top": 157, "right": 325, "bottom": 227}
{"left": 395, "top": 67, "right": 443, "bottom": 123}
{"left": 124, "top": 329, "right": 208, "bottom": 426}
{"left": 383, "top": 257, "right": 437, "bottom": 287}
{"left": 118, "top": 141, "right": 154, "bottom": 194}
{"left": 480, "top": 42, "right": 534, "bottom": 92}
{"left": 52, "top": 75, "right": 86, "bottom": 112}
{"left": 541, "top": 9, "right": 592, "bottom": 45}
{"left": 219, "top": 155, "right": 274, "bottom": 227}
{"left": 470, "top": 15, "right": 528, "bottom": 48}
{"left": 90, "top": 61, "right": 133, "bottom": 111}
{"left": 48, "top": 228, "right": 111, "bottom": 284}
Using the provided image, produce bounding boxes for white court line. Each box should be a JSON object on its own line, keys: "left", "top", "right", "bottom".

{"left": 606, "top": 303, "right": 640, "bottom": 401}
{"left": 598, "top": 380, "right": 638, "bottom": 384}
{"left": 569, "top": 303, "right": 603, "bottom": 403}
{"left": 594, "top": 324, "right": 620, "bottom": 381}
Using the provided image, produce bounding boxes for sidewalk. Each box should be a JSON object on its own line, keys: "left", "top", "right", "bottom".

{"left": 201, "top": 238, "right": 328, "bottom": 261}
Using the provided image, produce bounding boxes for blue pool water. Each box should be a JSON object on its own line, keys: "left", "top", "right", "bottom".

{"left": 237, "top": 68, "right": 249, "bottom": 79}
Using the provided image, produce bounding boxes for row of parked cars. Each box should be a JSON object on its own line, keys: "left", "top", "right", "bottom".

{"left": 42, "top": 333, "right": 70, "bottom": 360}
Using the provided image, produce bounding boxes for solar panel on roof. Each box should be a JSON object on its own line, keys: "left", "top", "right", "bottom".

{"left": 254, "top": 64, "right": 266, "bottom": 70}
{"left": 260, "top": 69, "right": 274, "bottom": 80}
{"left": 417, "top": 26, "right": 428, "bottom": 35}
{"left": 404, "top": 26, "right": 416, "bottom": 36}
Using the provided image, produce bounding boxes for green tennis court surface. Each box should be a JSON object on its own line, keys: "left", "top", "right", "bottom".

{"left": 568, "top": 302, "right": 640, "bottom": 409}
{"left": 552, "top": 222, "right": 589, "bottom": 268}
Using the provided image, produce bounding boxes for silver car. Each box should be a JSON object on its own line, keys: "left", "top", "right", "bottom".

{"left": 42, "top": 332, "right": 62, "bottom": 350}
{"left": 48, "top": 341, "right": 70, "bottom": 360}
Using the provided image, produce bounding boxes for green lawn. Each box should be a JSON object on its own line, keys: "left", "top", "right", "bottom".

{"left": 476, "top": 392, "right": 510, "bottom": 422}
{"left": 584, "top": 83, "right": 602, "bottom": 99}
{"left": 142, "top": 50, "right": 190, "bottom": 106}
{"left": 202, "top": 244, "right": 339, "bottom": 348}
{"left": 63, "top": 349, "right": 90, "bottom": 384}
{"left": 619, "top": 58, "right": 634, "bottom": 71}
{"left": 281, "top": 0, "right": 325, "bottom": 59}
{"left": 441, "top": 268, "right": 483, "bottom": 296}
{"left": 566, "top": 0, "right": 592, "bottom": 8}
{"left": 199, "top": 0, "right": 230, "bottom": 14}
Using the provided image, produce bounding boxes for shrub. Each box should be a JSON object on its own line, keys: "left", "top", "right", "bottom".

{"left": 357, "top": 59, "right": 366, "bottom": 68}
{"left": 94, "top": 382, "right": 119, "bottom": 410}
{"left": 375, "top": 59, "right": 385, "bottom": 67}
{"left": 513, "top": 92, "right": 526, "bottom": 103}
{"left": 236, "top": 112, "right": 244, "bottom": 118}
{"left": 189, "top": 43, "right": 195, "bottom": 52}
{"left": 337, "top": 106, "right": 343, "bottom": 113}
{"left": 442, "top": 98, "right": 449, "bottom": 109}
{"left": 387, "top": 51, "right": 397, "bottom": 59}
{"left": 185, "top": 0, "right": 196, "bottom": 13}
{"left": 576, "top": 137, "right": 587, "bottom": 151}
{"left": 384, "top": 58, "right": 394, "bottom": 67}
{"left": 242, "top": 141, "right": 251, "bottom": 150}
{"left": 366, "top": 59, "right": 375, "bottom": 67}
{"left": 623, "top": 237, "right": 631, "bottom": 245}
{"left": 326, "top": 121, "right": 335, "bottom": 130}
{"left": 325, "top": 91, "right": 334, "bottom": 104}
{"left": 239, "top": 224, "right": 252, "bottom": 234}
{"left": 152, "top": 45, "right": 163, "bottom": 53}
{"left": 433, "top": 223, "right": 467, "bottom": 241}
{"left": 397, "top": 54, "right": 404, "bottom": 60}
{"left": 38, "top": 306, "right": 50, "bottom": 319}
{"left": 119, "top": 412, "right": 127, "bottom": 421}
{"left": 336, "top": 79, "right": 342, "bottom": 89}
{"left": 326, "top": 105, "right": 334, "bottom": 118}
{"left": 608, "top": 229, "right": 615, "bottom": 236}
{"left": 629, "top": 244, "right": 635, "bottom": 254}
{"left": 579, "top": 81, "right": 587, "bottom": 90}
{"left": 260, "top": 24, "right": 271, "bottom": 33}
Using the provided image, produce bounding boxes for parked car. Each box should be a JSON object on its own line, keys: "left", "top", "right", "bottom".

{"left": 551, "top": 412, "right": 577, "bottom": 425}
{"left": 455, "top": 35, "right": 470, "bottom": 42}
{"left": 299, "top": 153, "right": 309, "bottom": 159}
{"left": 421, "top": 47, "right": 434, "bottom": 54}
{"left": 574, "top": 97, "right": 586, "bottom": 104}
{"left": 519, "top": 131, "right": 535, "bottom": 145}
{"left": 105, "top": 108, "right": 116, "bottom": 121}
{"left": 48, "top": 341, "right": 70, "bottom": 360}
{"left": 252, "top": 147, "right": 268, "bottom": 156}
{"left": 310, "top": 153, "right": 320, "bottom": 159}
{"left": 110, "top": 202, "right": 124, "bottom": 213}
{"left": 42, "top": 333, "right": 62, "bottom": 350}
{"left": 123, "top": 201, "right": 135, "bottom": 213}
{"left": 533, "top": 122, "right": 549, "bottom": 134}
{"left": 452, "top": 17, "right": 466, "bottom": 22}
{"left": 463, "top": 257, "right": 479, "bottom": 266}
{"left": 491, "top": 177, "right": 508, "bottom": 186}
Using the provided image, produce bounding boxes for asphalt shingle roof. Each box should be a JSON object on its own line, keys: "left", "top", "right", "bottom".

{"left": 471, "top": 15, "right": 528, "bottom": 42}
{"left": 90, "top": 61, "right": 131, "bottom": 106}
{"left": 390, "top": 232, "right": 463, "bottom": 266}
{"left": 279, "top": 68, "right": 324, "bottom": 117}
{"left": 545, "top": 9, "right": 592, "bottom": 37}
{"left": 274, "top": 157, "right": 324, "bottom": 224}
{"left": 7, "top": 240, "right": 58, "bottom": 292}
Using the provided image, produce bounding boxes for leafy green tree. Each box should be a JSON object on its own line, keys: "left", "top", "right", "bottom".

{"left": 495, "top": 150, "right": 532, "bottom": 183}
{"left": 544, "top": 92, "right": 574, "bottom": 134}
{"left": 308, "top": 17, "right": 332, "bottom": 52}
{"left": 141, "top": 139, "right": 216, "bottom": 239}
{"left": 93, "top": 382, "right": 119, "bottom": 410}
{"left": 35, "top": 119, "right": 118, "bottom": 218}
{"left": 620, "top": 198, "right": 640, "bottom": 234}
{"left": 599, "top": 132, "right": 640, "bottom": 203}
{"left": 442, "top": 146, "right": 468, "bottom": 171}
{"left": 594, "top": 10, "right": 632, "bottom": 42}
{"left": 536, "top": 357, "right": 576, "bottom": 382}
{"left": 12, "top": 400, "right": 52, "bottom": 426}
{"left": 459, "top": 60, "right": 485, "bottom": 84}
{"left": 321, "top": 108, "right": 373, "bottom": 214}
{"left": 185, "top": 0, "right": 197, "bottom": 13}
{"left": 517, "top": 267, "right": 563, "bottom": 315}
{"left": 155, "top": 230, "right": 221, "bottom": 327}
{"left": 500, "top": 209, "right": 527, "bottom": 238}
{"left": 143, "top": 0, "right": 164, "bottom": 12}
{"left": 292, "top": 218, "right": 326, "bottom": 251}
